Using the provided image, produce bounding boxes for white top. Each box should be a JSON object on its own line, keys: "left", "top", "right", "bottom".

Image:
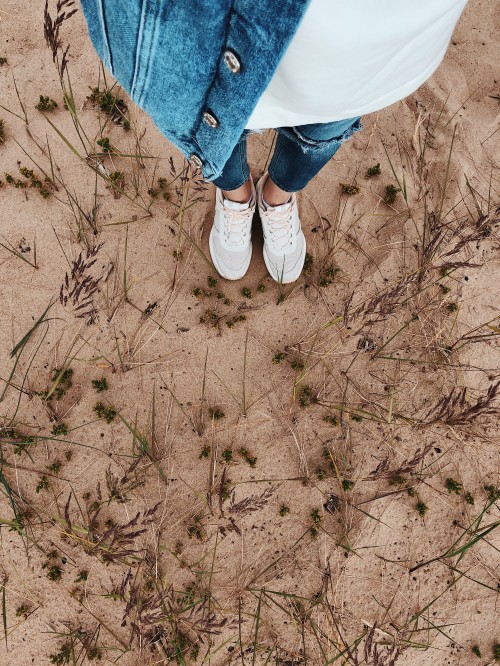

{"left": 245, "top": 0, "right": 468, "bottom": 129}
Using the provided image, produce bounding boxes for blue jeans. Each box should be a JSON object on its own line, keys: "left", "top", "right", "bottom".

{"left": 212, "top": 117, "right": 362, "bottom": 192}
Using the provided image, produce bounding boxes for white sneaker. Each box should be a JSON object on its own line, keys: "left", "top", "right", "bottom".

{"left": 256, "top": 172, "right": 306, "bottom": 284}
{"left": 209, "top": 178, "right": 256, "bottom": 280}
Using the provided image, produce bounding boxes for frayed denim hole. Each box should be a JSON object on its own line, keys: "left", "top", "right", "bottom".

{"left": 238, "top": 130, "right": 251, "bottom": 144}
{"left": 295, "top": 117, "right": 363, "bottom": 144}
{"left": 245, "top": 128, "right": 266, "bottom": 136}
{"left": 274, "top": 126, "right": 325, "bottom": 154}
{"left": 278, "top": 118, "right": 363, "bottom": 155}
{"left": 292, "top": 126, "right": 342, "bottom": 154}
{"left": 339, "top": 117, "right": 363, "bottom": 143}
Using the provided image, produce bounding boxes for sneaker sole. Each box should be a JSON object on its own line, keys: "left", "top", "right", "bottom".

{"left": 209, "top": 230, "right": 252, "bottom": 280}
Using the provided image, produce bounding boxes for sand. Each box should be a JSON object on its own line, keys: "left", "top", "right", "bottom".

{"left": 0, "top": 1, "right": 499, "bottom": 665}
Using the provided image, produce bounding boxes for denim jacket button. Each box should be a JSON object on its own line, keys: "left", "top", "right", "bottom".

{"left": 189, "top": 154, "right": 203, "bottom": 169}
{"left": 203, "top": 111, "right": 219, "bottom": 128}
{"left": 223, "top": 50, "right": 241, "bottom": 73}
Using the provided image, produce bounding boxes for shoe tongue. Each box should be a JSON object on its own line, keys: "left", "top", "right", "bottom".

{"left": 223, "top": 197, "right": 250, "bottom": 211}
{"left": 263, "top": 196, "right": 291, "bottom": 213}
{"left": 269, "top": 202, "right": 290, "bottom": 213}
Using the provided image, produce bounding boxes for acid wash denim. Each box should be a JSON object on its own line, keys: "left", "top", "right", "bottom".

{"left": 212, "top": 118, "right": 362, "bottom": 192}
{"left": 79, "top": 0, "right": 314, "bottom": 182}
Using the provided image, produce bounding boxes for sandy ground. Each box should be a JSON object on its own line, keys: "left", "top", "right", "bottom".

{"left": 0, "top": 1, "right": 499, "bottom": 665}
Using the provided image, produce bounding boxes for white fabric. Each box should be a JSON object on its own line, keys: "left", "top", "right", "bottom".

{"left": 245, "top": 0, "right": 468, "bottom": 129}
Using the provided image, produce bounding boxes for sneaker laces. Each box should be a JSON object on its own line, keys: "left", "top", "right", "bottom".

{"left": 222, "top": 206, "right": 252, "bottom": 246}
{"left": 264, "top": 205, "right": 293, "bottom": 251}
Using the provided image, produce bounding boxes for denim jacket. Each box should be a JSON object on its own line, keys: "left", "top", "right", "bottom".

{"left": 80, "top": 0, "right": 312, "bottom": 181}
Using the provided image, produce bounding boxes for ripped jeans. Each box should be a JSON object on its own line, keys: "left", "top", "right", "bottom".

{"left": 211, "top": 117, "right": 362, "bottom": 192}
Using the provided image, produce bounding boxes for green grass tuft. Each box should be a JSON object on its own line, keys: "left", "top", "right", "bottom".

{"left": 384, "top": 184, "right": 400, "bottom": 204}
{"left": 221, "top": 449, "right": 233, "bottom": 463}
{"left": 238, "top": 447, "right": 257, "bottom": 468}
{"left": 445, "top": 477, "right": 462, "bottom": 494}
{"left": 51, "top": 423, "right": 68, "bottom": 436}
{"left": 416, "top": 501, "right": 428, "bottom": 517}
{"left": 35, "top": 95, "right": 58, "bottom": 111}
{"left": 366, "top": 162, "right": 381, "bottom": 177}
{"left": 94, "top": 402, "right": 117, "bottom": 423}
{"left": 340, "top": 182, "right": 359, "bottom": 195}
{"left": 91, "top": 377, "right": 108, "bottom": 392}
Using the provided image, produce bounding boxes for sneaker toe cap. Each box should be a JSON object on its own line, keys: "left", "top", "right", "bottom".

{"left": 209, "top": 230, "right": 252, "bottom": 276}
{"left": 264, "top": 233, "right": 306, "bottom": 281}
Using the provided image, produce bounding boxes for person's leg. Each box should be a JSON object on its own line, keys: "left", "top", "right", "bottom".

{"left": 265, "top": 117, "right": 362, "bottom": 201}
{"left": 209, "top": 130, "right": 256, "bottom": 281}
{"left": 212, "top": 130, "right": 252, "bottom": 203}
{"left": 255, "top": 118, "right": 362, "bottom": 284}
